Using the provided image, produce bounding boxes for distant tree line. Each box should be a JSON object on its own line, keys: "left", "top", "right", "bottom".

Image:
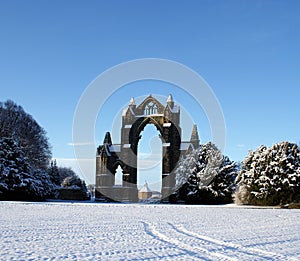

{"left": 0, "top": 100, "right": 88, "bottom": 201}
{"left": 1, "top": 100, "right": 299, "bottom": 206}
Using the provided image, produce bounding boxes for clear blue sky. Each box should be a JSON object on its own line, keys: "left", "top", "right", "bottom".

{"left": 1, "top": 1, "right": 299, "bottom": 187}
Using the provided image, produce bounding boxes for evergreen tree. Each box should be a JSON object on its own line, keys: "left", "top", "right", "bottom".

{"left": 175, "top": 142, "right": 238, "bottom": 204}
{"left": 0, "top": 137, "right": 52, "bottom": 200}
{"left": 235, "top": 141, "right": 300, "bottom": 206}
{"left": 48, "top": 160, "right": 60, "bottom": 186}
{"left": 31, "top": 169, "right": 57, "bottom": 199}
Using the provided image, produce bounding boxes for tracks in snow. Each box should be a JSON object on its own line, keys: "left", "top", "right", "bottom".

{"left": 142, "top": 222, "right": 234, "bottom": 260}
{"left": 142, "top": 222, "right": 291, "bottom": 260}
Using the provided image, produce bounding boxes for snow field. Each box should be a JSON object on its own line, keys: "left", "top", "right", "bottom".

{"left": 0, "top": 202, "right": 299, "bottom": 260}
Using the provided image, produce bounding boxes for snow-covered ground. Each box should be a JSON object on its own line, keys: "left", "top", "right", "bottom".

{"left": 0, "top": 202, "right": 299, "bottom": 260}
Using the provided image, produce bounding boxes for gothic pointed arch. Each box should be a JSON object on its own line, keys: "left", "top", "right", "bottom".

{"left": 95, "top": 94, "right": 200, "bottom": 203}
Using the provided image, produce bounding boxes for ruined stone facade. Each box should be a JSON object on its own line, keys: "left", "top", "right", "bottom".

{"left": 95, "top": 94, "right": 200, "bottom": 202}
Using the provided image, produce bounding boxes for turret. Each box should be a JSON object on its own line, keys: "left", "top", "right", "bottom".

{"left": 103, "top": 132, "right": 112, "bottom": 145}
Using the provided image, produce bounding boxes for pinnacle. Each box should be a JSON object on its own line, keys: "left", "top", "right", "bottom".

{"left": 190, "top": 124, "right": 200, "bottom": 142}
{"left": 129, "top": 97, "right": 135, "bottom": 106}
{"left": 167, "top": 94, "right": 173, "bottom": 103}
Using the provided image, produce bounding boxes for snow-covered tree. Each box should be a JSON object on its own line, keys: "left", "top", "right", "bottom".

{"left": 59, "top": 171, "right": 89, "bottom": 200}
{"left": 57, "top": 167, "right": 78, "bottom": 183}
{"left": 0, "top": 137, "right": 32, "bottom": 199}
{"left": 0, "top": 137, "right": 54, "bottom": 200}
{"left": 61, "top": 175, "right": 87, "bottom": 192}
{"left": 32, "top": 169, "right": 57, "bottom": 199}
{"left": 174, "top": 142, "right": 238, "bottom": 204}
{"left": 0, "top": 100, "right": 51, "bottom": 169}
{"left": 235, "top": 141, "right": 300, "bottom": 206}
{"left": 0, "top": 100, "right": 83, "bottom": 201}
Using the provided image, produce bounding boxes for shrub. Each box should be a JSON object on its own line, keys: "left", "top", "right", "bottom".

{"left": 235, "top": 141, "right": 300, "bottom": 206}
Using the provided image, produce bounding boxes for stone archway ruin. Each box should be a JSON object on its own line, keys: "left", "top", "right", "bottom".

{"left": 95, "top": 94, "right": 200, "bottom": 202}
